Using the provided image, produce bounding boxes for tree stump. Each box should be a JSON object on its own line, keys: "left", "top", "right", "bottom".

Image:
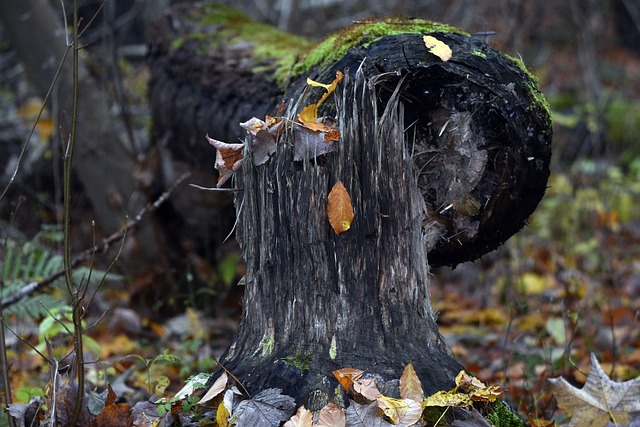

{"left": 148, "top": 1, "right": 552, "bottom": 417}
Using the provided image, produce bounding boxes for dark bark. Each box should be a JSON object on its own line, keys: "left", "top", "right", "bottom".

{"left": 148, "top": 1, "right": 552, "bottom": 411}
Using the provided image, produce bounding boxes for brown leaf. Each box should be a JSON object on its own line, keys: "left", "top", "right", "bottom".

{"left": 328, "top": 181, "right": 354, "bottom": 235}
{"left": 548, "top": 353, "right": 640, "bottom": 427}
{"left": 317, "top": 402, "right": 346, "bottom": 427}
{"left": 206, "top": 135, "right": 244, "bottom": 187}
{"left": 353, "top": 377, "right": 383, "bottom": 401}
{"left": 198, "top": 372, "right": 228, "bottom": 405}
{"left": 283, "top": 406, "right": 313, "bottom": 427}
{"left": 333, "top": 368, "right": 365, "bottom": 392}
{"left": 292, "top": 124, "right": 338, "bottom": 161}
{"left": 345, "top": 401, "right": 393, "bottom": 427}
{"left": 95, "top": 403, "right": 133, "bottom": 427}
{"left": 400, "top": 363, "right": 424, "bottom": 403}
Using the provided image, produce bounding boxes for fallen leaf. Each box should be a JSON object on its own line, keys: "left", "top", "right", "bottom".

{"left": 293, "top": 124, "right": 339, "bottom": 161}
{"left": 424, "top": 390, "right": 473, "bottom": 408}
{"left": 7, "top": 398, "right": 42, "bottom": 427}
{"left": 345, "top": 401, "right": 393, "bottom": 427}
{"left": 353, "top": 377, "right": 383, "bottom": 401}
{"left": 469, "top": 385, "right": 502, "bottom": 403}
{"left": 328, "top": 181, "right": 355, "bottom": 235}
{"left": 94, "top": 402, "right": 133, "bottom": 427}
{"left": 217, "top": 401, "right": 230, "bottom": 427}
{"left": 206, "top": 135, "right": 244, "bottom": 187}
{"left": 297, "top": 71, "right": 343, "bottom": 132}
{"left": 317, "top": 402, "right": 346, "bottom": 427}
{"left": 198, "top": 372, "right": 228, "bottom": 405}
{"left": 423, "top": 35, "right": 452, "bottom": 61}
{"left": 233, "top": 388, "right": 296, "bottom": 427}
{"left": 548, "top": 353, "right": 640, "bottom": 427}
{"left": 455, "top": 371, "right": 487, "bottom": 392}
{"left": 333, "top": 368, "right": 365, "bottom": 392}
{"left": 131, "top": 400, "right": 172, "bottom": 427}
{"left": 283, "top": 405, "right": 313, "bottom": 427}
{"left": 376, "top": 396, "right": 423, "bottom": 425}
{"left": 400, "top": 363, "right": 424, "bottom": 403}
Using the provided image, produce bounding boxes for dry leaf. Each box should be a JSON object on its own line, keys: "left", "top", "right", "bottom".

{"left": 423, "top": 390, "right": 473, "bottom": 408}
{"left": 455, "top": 371, "right": 487, "bottom": 392}
{"left": 400, "top": 363, "right": 424, "bottom": 403}
{"left": 94, "top": 402, "right": 133, "bottom": 427}
{"left": 206, "top": 135, "right": 244, "bottom": 187}
{"left": 333, "top": 368, "right": 365, "bottom": 392}
{"left": 548, "top": 353, "right": 640, "bottom": 427}
{"left": 283, "top": 406, "right": 313, "bottom": 427}
{"left": 345, "top": 401, "right": 393, "bottom": 427}
{"left": 297, "top": 71, "right": 343, "bottom": 132}
{"left": 423, "top": 35, "right": 452, "bottom": 61}
{"left": 317, "top": 402, "right": 346, "bottom": 427}
{"left": 233, "top": 388, "right": 296, "bottom": 427}
{"left": 327, "top": 181, "right": 355, "bottom": 235}
{"left": 353, "top": 377, "right": 383, "bottom": 401}
{"left": 469, "top": 385, "right": 502, "bottom": 403}
{"left": 293, "top": 124, "right": 339, "bottom": 161}
{"left": 198, "top": 372, "right": 228, "bottom": 405}
{"left": 375, "top": 396, "right": 422, "bottom": 425}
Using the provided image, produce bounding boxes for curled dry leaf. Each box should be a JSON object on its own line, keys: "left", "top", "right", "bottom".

{"left": 198, "top": 372, "right": 228, "bottom": 405}
{"left": 353, "top": 377, "right": 383, "bottom": 401}
{"left": 327, "top": 181, "right": 355, "bottom": 235}
{"left": 206, "top": 135, "right": 244, "bottom": 187}
{"left": 423, "top": 35, "right": 452, "bottom": 61}
{"left": 376, "top": 396, "right": 423, "bottom": 425}
{"left": 424, "top": 390, "right": 473, "bottom": 408}
{"left": 333, "top": 368, "right": 365, "bottom": 392}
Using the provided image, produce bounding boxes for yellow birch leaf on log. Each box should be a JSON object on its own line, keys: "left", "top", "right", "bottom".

{"left": 423, "top": 35, "right": 452, "bottom": 61}
{"left": 470, "top": 385, "right": 503, "bottom": 402}
{"left": 375, "top": 396, "right": 423, "bottom": 425}
{"left": 400, "top": 363, "right": 424, "bottom": 403}
{"left": 423, "top": 390, "right": 473, "bottom": 407}
{"left": 328, "top": 181, "right": 354, "bottom": 235}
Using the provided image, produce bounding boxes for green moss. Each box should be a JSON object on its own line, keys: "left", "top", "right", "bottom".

{"left": 504, "top": 54, "right": 552, "bottom": 123}
{"left": 296, "top": 18, "right": 467, "bottom": 76}
{"left": 282, "top": 350, "right": 313, "bottom": 373}
{"left": 472, "top": 50, "right": 487, "bottom": 59}
{"left": 486, "top": 401, "right": 526, "bottom": 427}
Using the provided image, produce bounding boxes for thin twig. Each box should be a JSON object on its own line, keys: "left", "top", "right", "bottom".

{"left": 0, "top": 172, "right": 191, "bottom": 310}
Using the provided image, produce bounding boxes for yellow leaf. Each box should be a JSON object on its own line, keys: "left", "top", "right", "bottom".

{"left": 400, "top": 363, "right": 424, "bottom": 403}
{"left": 470, "top": 385, "right": 503, "bottom": 402}
{"left": 423, "top": 35, "right": 452, "bottom": 61}
{"left": 216, "top": 401, "right": 229, "bottom": 427}
{"left": 327, "top": 181, "right": 354, "bottom": 235}
{"left": 297, "top": 71, "right": 344, "bottom": 131}
{"left": 455, "top": 371, "right": 487, "bottom": 392}
{"left": 376, "top": 396, "right": 422, "bottom": 425}
{"left": 423, "top": 390, "right": 473, "bottom": 408}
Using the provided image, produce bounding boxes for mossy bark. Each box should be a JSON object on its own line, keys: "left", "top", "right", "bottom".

{"left": 148, "top": 1, "right": 551, "bottom": 414}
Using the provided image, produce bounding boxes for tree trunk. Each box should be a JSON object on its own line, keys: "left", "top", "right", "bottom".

{"left": 148, "top": 1, "right": 552, "bottom": 412}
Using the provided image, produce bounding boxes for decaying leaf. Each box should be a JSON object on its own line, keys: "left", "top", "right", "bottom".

{"left": 423, "top": 35, "right": 452, "bottom": 61}
{"left": 206, "top": 135, "right": 244, "bottom": 187}
{"left": 327, "top": 181, "right": 355, "bottom": 235}
{"left": 283, "top": 405, "right": 313, "bottom": 427}
{"left": 400, "top": 363, "right": 424, "bottom": 403}
{"left": 131, "top": 400, "right": 173, "bottom": 427}
{"left": 376, "top": 396, "right": 422, "bottom": 425}
{"left": 317, "top": 402, "right": 346, "bottom": 427}
{"left": 345, "top": 401, "right": 393, "bottom": 427}
{"left": 233, "top": 388, "right": 296, "bottom": 427}
{"left": 217, "top": 401, "right": 230, "bottom": 427}
{"left": 198, "top": 371, "right": 228, "bottom": 405}
{"left": 7, "top": 398, "right": 42, "bottom": 427}
{"left": 293, "top": 123, "right": 339, "bottom": 161}
{"left": 94, "top": 402, "right": 133, "bottom": 427}
{"left": 548, "top": 353, "right": 640, "bottom": 427}
{"left": 334, "top": 368, "right": 365, "bottom": 392}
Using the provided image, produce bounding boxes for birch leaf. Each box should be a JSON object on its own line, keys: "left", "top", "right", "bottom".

{"left": 400, "top": 363, "right": 424, "bottom": 403}
{"left": 328, "top": 181, "right": 354, "bottom": 235}
{"left": 548, "top": 353, "right": 640, "bottom": 427}
{"left": 423, "top": 35, "right": 452, "bottom": 61}
{"left": 375, "top": 396, "right": 423, "bottom": 425}
{"left": 317, "top": 402, "right": 346, "bottom": 427}
{"left": 283, "top": 406, "right": 313, "bottom": 427}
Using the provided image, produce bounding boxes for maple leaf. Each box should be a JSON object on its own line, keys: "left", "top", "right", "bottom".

{"left": 327, "top": 181, "right": 355, "bottom": 235}
{"left": 423, "top": 35, "right": 452, "bottom": 61}
{"left": 206, "top": 135, "right": 244, "bottom": 187}
{"left": 548, "top": 353, "right": 640, "bottom": 427}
